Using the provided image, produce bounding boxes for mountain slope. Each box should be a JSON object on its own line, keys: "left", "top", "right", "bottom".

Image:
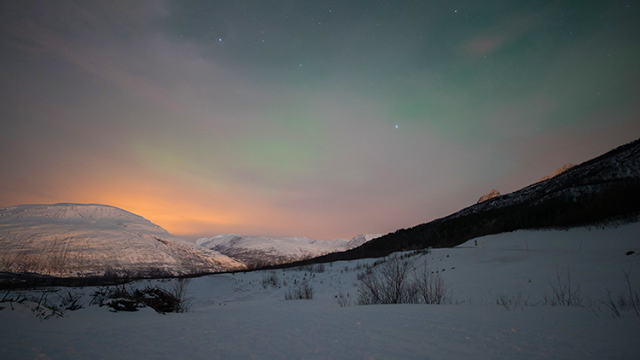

{"left": 197, "top": 233, "right": 381, "bottom": 267}
{"left": 0, "top": 203, "right": 245, "bottom": 278}
{"left": 290, "top": 137, "right": 640, "bottom": 264}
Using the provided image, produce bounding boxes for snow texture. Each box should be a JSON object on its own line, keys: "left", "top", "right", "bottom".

{"left": 1, "top": 222, "right": 640, "bottom": 359}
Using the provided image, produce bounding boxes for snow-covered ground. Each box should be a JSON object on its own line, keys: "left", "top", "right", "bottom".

{"left": 1, "top": 223, "right": 640, "bottom": 359}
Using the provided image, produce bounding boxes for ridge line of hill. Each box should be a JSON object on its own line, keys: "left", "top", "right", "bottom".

{"left": 265, "top": 137, "right": 640, "bottom": 269}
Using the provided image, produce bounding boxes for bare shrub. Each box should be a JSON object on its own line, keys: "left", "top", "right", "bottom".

{"left": 1, "top": 289, "right": 28, "bottom": 309}
{"left": 56, "top": 290, "right": 84, "bottom": 311}
{"left": 92, "top": 284, "right": 141, "bottom": 312}
{"left": 622, "top": 267, "right": 640, "bottom": 317}
{"left": 356, "top": 254, "right": 451, "bottom": 306}
{"left": 357, "top": 255, "right": 416, "bottom": 305}
{"left": 600, "top": 268, "right": 640, "bottom": 317}
{"left": 171, "top": 278, "right": 193, "bottom": 313}
{"left": 1, "top": 288, "right": 83, "bottom": 320}
{"left": 335, "top": 290, "right": 351, "bottom": 307}
{"left": 495, "top": 291, "right": 532, "bottom": 310}
{"left": 356, "top": 266, "right": 373, "bottom": 281}
{"left": 284, "top": 281, "right": 314, "bottom": 300}
{"left": 412, "top": 261, "right": 451, "bottom": 305}
{"left": 542, "top": 266, "right": 582, "bottom": 306}
{"left": 261, "top": 272, "right": 280, "bottom": 289}
{"left": 31, "top": 289, "right": 65, "bottom": 320}
{"left": 91, "top": 280, "right": 192, "bottom": 314}
{"left": 601, "top": 290, "right": 623, "bottom": 317}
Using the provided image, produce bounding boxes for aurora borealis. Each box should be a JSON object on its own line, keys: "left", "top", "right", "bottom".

{"left": 1, "top": 1, "right": 639, "bottom": 241}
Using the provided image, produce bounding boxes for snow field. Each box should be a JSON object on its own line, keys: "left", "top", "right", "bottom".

{"left": 1, "top": 222, "right": 640, "bottom": 359}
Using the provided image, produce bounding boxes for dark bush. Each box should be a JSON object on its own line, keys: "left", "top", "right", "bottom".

{"left": 91, "top": 279, "right": 191, "bottom": 314}
{"left": 285, "top": 281, "right": 314, "bottom": 300}
{"left": 357, "top": 256, "right": 450, "bottom": 305}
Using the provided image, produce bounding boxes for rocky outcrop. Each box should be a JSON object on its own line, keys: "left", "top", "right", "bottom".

{"left": 477, "top": 189, "right": 501, "bottom": 203}
{"left": 537, "top": 164, "right": 577, "bottom": 183}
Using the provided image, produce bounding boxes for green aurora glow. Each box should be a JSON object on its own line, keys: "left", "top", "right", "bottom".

{"left": 1, "top": 0, "right": 639, "bottom": 240}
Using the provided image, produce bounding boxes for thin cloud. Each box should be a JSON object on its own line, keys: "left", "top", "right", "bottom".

{"left": 460, "top": 9, "right": 551, "bottom": 57}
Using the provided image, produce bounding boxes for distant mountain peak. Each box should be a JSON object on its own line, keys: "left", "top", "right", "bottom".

{"left": 477, "top": 189, "right": 501, "bottom": 204}
{"left": 197, "top": 233, "right": 382, "bottom": 268}
{"left": 537, "top": 163, "right": 577, "bottom": 183}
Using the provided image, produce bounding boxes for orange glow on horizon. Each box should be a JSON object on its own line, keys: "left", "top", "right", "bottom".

{"left": 0, "top": 151, "right": 365, "bottom": 241}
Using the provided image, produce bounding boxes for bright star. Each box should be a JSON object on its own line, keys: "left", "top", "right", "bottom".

{"left": 395, "top": 125, "right": 399, "bottom": 129}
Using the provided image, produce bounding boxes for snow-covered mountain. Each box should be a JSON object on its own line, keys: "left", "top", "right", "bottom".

{"left": 0, "top": 203, "right": 245, "bottom": 277}
{"left": 197, "top": 233, "right": 381, "bottom": 267}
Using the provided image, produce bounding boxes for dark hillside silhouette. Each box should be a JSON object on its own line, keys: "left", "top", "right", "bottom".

{"left": 271, "top": 137, "right": 640, "bottom": 268}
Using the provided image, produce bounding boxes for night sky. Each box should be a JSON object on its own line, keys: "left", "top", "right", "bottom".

{"left": 1, "top": 1, "right": 639, "bottom": 241}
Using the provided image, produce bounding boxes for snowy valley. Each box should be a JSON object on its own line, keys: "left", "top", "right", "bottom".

{"left": 1, "top": 223, "right": 639, "bottom": 359}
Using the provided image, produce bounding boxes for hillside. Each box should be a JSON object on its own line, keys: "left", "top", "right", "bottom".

{"left": 0, "top": 203, "right": 245, "bottom": 279}
{"left": 289, "top": 137, "right": 640, "bottom": 264}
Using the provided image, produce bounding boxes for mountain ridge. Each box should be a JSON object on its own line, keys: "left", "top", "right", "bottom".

{"left": 275, "top": 137, "right": 640, "bottom": 267}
